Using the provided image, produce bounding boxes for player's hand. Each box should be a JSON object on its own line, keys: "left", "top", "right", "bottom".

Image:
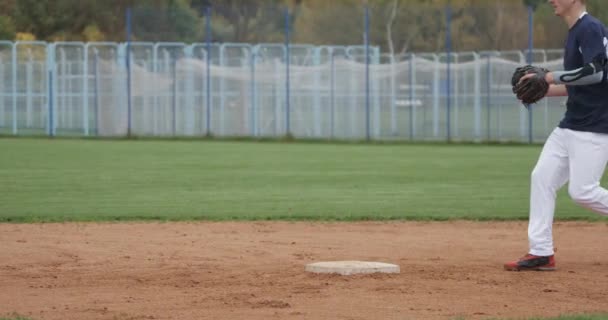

{"left": 518, "top": 72, "right": 554, "bottom": 85}
{"left": 511, "top": 65, "right": 551, "bottom": 105}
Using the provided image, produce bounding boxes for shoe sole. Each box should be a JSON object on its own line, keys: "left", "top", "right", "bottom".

{"left": 504, "top": 265, "right": 556, "bottom": 271}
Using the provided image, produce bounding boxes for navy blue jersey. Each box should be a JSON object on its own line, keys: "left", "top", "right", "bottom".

{"left": 558, "top": 13, "right": 608, "bottom": 133}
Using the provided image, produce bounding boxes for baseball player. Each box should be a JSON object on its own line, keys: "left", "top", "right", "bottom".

{"left": 505, "top": 0, "right": 608, "bottom": 271}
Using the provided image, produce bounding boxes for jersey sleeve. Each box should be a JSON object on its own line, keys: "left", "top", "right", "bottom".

{"left": 579, "top": 22, "right": 608, "bottom": 66}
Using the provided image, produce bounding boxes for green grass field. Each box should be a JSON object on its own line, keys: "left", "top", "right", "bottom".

{"left": 522, "top": 316, "right": 608, "bottom": 320}
{"left": 1, "top": 137, "right": 608, "bottom": 223}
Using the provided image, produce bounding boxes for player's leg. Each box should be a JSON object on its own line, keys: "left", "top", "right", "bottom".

{"left": 505, "top": 128, "right": 569, "bottom": 271}
{"left": 528, "top": 128, "right": 570, "bottom": 257}
{"left": 567, "top": 130, "right": 608, "bottom": 215}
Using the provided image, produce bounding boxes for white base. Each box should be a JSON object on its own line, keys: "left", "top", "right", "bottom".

{"left": 305, "top": 261, "right": 400, "bottom": 276}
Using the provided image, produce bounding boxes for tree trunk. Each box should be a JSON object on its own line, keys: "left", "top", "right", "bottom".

{"left": 386, "top": 0, "right": 398, "bottom": 57}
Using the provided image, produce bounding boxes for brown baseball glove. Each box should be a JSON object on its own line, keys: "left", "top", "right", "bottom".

{"left": 511, "top": 65, "right": 550, "bottom": 105}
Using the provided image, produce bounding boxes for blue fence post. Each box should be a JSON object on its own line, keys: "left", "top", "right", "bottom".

{"left": 172, "top": 55, "right": 177, "bottom": 136}
{"left": 82, "top": 45, "right": 89, "bottom": 136}
{"left": 11, "top": 44, "right": 16, "bottom": 135}
{"left": 93, "top": 49, "right": 100, "bottom": 136}
{"left": 48, "top": 70, "right": 54, "bottom": 137}
{"left": 126, "top": 7, "right": 133, "bottom": 137}
{"left": 409, "top": 54, "right": 415, "bottom": 140}
{"left": 527, "top": 5, "right": 534, "bottom": 144}
{"left": 205, "top": 6, "right": 212, "bottom": 136}
{"left": 330, "top": 49, "right": 335, "bottom": 139}
{"left": 486, "top": 54, "right": 492, "bottom": 142}
{"left": 445, "top": 3, "right": 452, "bottom": 142}
{"left": 0, "top": 57, "right": 3, "bottom": 130}
{"left": 46, "top": 43, "right": 56, "bottom": 137}
{"left": 365, "top": 5, "right": 370, "bottom": 141}
{"left": 251, "top": 48, "right": 257, "bottom": 137}
{"left": 285, "top": 7, "right": 291, "bottom": 137}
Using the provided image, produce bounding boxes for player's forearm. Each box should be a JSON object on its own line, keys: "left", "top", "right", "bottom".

{"left": 545, "top": 60, "right": 605, "bottom": 86}
{"left": 545, "top": 84, "right": 568, "bottom": 97}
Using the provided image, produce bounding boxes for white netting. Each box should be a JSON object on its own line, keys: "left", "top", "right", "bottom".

{"left": 0, "top": 39, "right": 569, "bottom": 141}
{"left": 121, "top": 53, "right": 563, "bottom": 140}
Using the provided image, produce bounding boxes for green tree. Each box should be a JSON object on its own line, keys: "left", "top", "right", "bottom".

{"left": 292, "top": 0, "right": 363, "bottom": 46}
{"left": 523, "top": 0, "right": 544, "bottom": 10}
{"left": 198, "top": 0, "right": 289, "bottom": 43}
{"left": 130, "top": 0, "right": 202, "bottom": 42}
{"left": 2, "top": 0, "right": 607, "bottom": 51}
{"left": 586, "top": 0, "right": 608, "bottom": 25}
{"left": 0, "top": 15, "right": 15, "bottom": 40}
{"left": 6, "top": 0, "right": 130, "bottom": 41}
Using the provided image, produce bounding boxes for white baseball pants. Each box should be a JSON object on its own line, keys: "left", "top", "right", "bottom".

{"left": 529, "top": 127, "right": 608, "bottom": 256}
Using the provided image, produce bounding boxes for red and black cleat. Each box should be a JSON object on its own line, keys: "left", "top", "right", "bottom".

{"left": 504, "top": 254, "right": 556, "bottom": 271}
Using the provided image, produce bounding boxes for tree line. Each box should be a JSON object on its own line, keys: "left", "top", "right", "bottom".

{"left": 1, "top": 0, "right": 607, "bottom": 53}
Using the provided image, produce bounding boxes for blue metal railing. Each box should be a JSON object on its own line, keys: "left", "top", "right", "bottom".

{"left": 0, "top": 40, "right": 564, "bottom": 143}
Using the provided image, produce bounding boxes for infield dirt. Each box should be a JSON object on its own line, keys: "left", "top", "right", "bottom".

{"left": 1, "top": 221, "right": 607, "bottom": 320}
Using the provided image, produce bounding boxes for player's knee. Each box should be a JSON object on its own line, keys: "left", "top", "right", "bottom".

{"left": 530, "top": 166, "right": 550, "bottom": 187}
{"left": 568, "top": 184, "right": 597, "bottom": 205}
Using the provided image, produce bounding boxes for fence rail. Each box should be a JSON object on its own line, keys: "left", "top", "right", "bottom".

{"left": 0, "top": 41, "right": 566, "bottom": 142}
